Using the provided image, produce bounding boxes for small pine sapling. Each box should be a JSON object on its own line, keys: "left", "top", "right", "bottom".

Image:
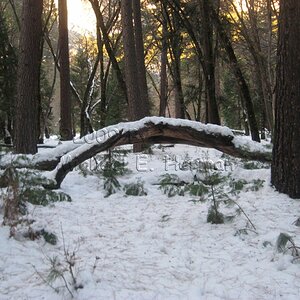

{"left": 158, "top": 174, "right": 187, "bottom": 197}
{"left": 103, "top": 174, "right": 121, "bottom": 197}
{"left": 188, "top": 182, "right": 209, "bottom": 197}
{"left": 229, "top": 178, "right": 248, "bottom": 195}
{"left": 100, "top": 150, "right": 129, "bottom": 197}
{"left": 204, "top": 174, "right": 226, "bottom": 224}
{"left": 124, "top": 179, "right": 147, "bottom": 196}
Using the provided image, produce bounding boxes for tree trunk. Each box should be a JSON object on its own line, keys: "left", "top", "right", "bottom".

{"left": 121, "top": 0, "right": 150, "bottom": 124}
{"left": 121, "top": 0, "right": 141, "bottom": 121}
{"left": 159, "top": 3, "right": 168, "bottom": 117}
{"left": 132, "top": 0, "right": 150, "bottom": 116}
{"left": 170, "top": 9, "right": 185, "bottom": 119}
{"left": 80, "top": 41, "right": 101, "bottom": 137}
{"left": 210, "top": 5, "right": 260, "bottom": 142}
{"left": 248, "top": 0, "right": 273, "bottom": 131}
{"left": 14, "top": 0, "right": 43, "bottom": 154}
{"left": 98, "top": 27, "right": 107, "bottom": 128}
{"left": 230, "top": 0, "right": 274, "bottom": 131}
{"left": 271, "top": 0, "right": 300, "bottom": 198}
{"left": 58, "top": 0, "right": 72, "bottom": 140}
{"left": 200, "top": 0, "right": 220, "bottom": 125}
{"left": 89, "top": 0, "right": 129, "bottom": 105}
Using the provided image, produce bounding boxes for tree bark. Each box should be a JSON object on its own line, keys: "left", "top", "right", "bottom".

{"left": 89, "top": 0, "right": 128, "bottom": 105}
{"left": 58, "top": 0, "right": 73, "bottom": 140}
{"left": 159, "top": 2, "right": 168, "bottom": 117}
{"left": 41, "top": 118, "right": 271, "bottom": 189}
{"left": 1, "top": 118, "right": 272, "bottom": 180}
{"left": 169, "top": 8, "right": 185, "bottom": 119}
{"left": 121, "top": 0, "right": 141, "bottom": 121}
{"left": 271, "top": 0, "right": 300, "bottom": 198}
{"left": 132, "top": 0, "right": 150, "bottom": 116}
{"left": 14, "top": 0, "right": 43, "bottom": 154}
{"left": 200, "top": 0, "right": 220, "bottom": 125}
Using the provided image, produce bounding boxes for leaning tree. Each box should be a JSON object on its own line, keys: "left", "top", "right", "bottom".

{"left": 271, "top": 0, "right": 300, "bottom": 198}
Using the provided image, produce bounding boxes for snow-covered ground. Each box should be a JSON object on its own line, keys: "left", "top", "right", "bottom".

{"left": 0, "top": 144, "right": 300, "bottom": 300}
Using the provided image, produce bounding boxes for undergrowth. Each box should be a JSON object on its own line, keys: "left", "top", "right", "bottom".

{"left": 1, "top": 163, "right": 70, "bottom": 244}
{"left": 157, "top": 169, "right": 263, "bottom": 228}
{"left": 78, "top": 149, "right": 130, "bottom": 197}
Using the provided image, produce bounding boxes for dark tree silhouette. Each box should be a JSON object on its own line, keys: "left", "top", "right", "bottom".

{"left": 121, "top": 0, "right": 149, "bottom": 121}
{"left": 14, "top": 0, "right": 43, "bottom": 154}
{"left": 200, "top": 0, "right": 220, "bottom": 125}
{"left": 271, "top": 0, "right": 300, "bottom": 198}
{"left": 159, "top": 1, "right": 168, "bottom": 117}
{"left": 58, "top": 0, "right": 72, "bottom": 140}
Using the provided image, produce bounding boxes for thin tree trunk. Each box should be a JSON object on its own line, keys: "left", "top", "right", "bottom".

{"left": 89, "top": 0, "right": 128, "bottom": 104}
{"left": 159, "top": 2, "right": 168, "bottom": 117}
{"left": 43, "top": 29, "right": 83, "bottom": 106}
{"left": 80, "top": 43, "right": 101, "bottom": 137}
{"left": 58, "top": 0, "right": 72, "bottom": 140}
{"left": 170, "top": 9, "right": 185, "bottom": 119}
{"left": 132, "top": 0, "right": 150, "bottom": 116}
{"left": 210, "top": 5, "right": 260, "bottom": 142}
{"left": 228, "top": 0, "right": 273, "bottom": 131}
{"left": 200, "top": 0, "right": 220, "bottom": 125}
{"left": 98, "top": 26, "right": 107, "bottom": 128}
{"left": 37, "top": 38, "right": 44, "bottom": 144}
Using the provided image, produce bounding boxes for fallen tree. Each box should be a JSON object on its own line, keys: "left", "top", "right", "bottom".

{"left": 0, "top": 117, "right": 272, "bottom": 189}
{"left": 40, "top": 117, "right": 271, "bottom": 189}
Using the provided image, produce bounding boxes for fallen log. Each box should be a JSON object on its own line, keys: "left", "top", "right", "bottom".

{"left": 0, "top": 141, "right": 79, "bottom": 171}
{"left": 42, "top": 117, "right": 271, "bottom": 189}
{"left": 0, "top": 144, "right": 57, "bottom": 149}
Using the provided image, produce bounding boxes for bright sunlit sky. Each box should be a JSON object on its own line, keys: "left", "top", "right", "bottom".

{"left": 63, "top": 0, "right": 248, "bottom": 34}
{"left": 58, "top": 0, "right": 96, "bottom": 34}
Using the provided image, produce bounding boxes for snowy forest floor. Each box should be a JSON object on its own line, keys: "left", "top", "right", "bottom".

{"left": 1, "top": 141, "right": 300, "bottom": 300}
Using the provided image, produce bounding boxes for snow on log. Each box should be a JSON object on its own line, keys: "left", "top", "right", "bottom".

{"left": 42, "top": 117, "right": 271, "bottom": 189}
{"left": 0, "top": 140, "right": 80, "bottom": 171}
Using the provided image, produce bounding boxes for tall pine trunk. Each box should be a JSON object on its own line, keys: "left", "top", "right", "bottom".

{"left": 121, "top": 0, "right": 150, "bottom": 152}
{"left": 121, "top": 0, "right": 141, "bottom": 120}
{"left": 121, "top": 0, "right": 149, "bottom": 120}
{"left": 159, "top": 1, "right": 168, "bottom": 117}
{"left": 170, "top": 9, "right": 185, "bottom": 119}
{"left": 58, "top": 0, "right": 72, "bottom": 140}
{"left": 14, "top": 0, "right": 43, "bottom": 154}
{"left": 200, "top": 0, "right": 220, "bottom": 125}
{"left": 132, "top": 0, "right": 150, "bottom": 117}
{"left": 271, "top": 0, "right": 300, "bottom": 198}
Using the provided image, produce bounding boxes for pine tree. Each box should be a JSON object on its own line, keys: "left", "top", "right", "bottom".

{"left": 58, "top": 0, "right": 72, "bottom": 140}
{"left": 14, "top": 0, "right": 43, "bottom": 154}
{"left": 121, "top": 0, "right": 149, "bottom": 121}
{"left": 271, "top": 0, "right": 300, "bottom": 198}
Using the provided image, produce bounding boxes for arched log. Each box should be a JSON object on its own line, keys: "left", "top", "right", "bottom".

{"left": 42, "top": 117, "right": 271, "bottom": 189}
